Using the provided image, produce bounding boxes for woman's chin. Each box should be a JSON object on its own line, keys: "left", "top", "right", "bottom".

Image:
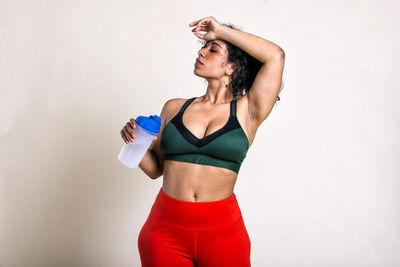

{"left": 193, "top": 69, "right": 202, "bottom": 76}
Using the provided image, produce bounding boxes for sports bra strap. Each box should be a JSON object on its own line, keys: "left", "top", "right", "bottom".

{"left": 231, "top": 99, "right": 237, "bottom": 117}
{"left": 179, "top": 97, "right": 196, "bottom": 113}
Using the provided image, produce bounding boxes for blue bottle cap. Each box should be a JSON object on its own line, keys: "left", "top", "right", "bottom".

{"left": 135, "top": 115, "right": 161, "bottom": 135}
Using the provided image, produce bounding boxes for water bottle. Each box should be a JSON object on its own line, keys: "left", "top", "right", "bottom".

{"left": 118, "top": 114, "right": 161, "bottom": 168}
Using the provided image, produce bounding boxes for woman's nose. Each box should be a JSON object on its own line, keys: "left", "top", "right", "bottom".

{"left": 198, "top": 49, "right": 205, "bottom": 57}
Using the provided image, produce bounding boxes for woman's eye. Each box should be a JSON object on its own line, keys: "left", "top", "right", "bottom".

{"left": 200, "top": 43, "right": 216, "bottom": 52}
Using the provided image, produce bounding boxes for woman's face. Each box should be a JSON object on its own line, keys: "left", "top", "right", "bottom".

{"left": 194, "top": 39, "right": 233, "bottom": 79}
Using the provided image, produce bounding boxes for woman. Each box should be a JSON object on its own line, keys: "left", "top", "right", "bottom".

{"left": 121, "top": 16, "right": 285, "bottom": 267}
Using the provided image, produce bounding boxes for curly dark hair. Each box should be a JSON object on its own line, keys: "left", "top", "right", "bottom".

{"left": 199, "top": 23, "right": 284, "bottom": 102}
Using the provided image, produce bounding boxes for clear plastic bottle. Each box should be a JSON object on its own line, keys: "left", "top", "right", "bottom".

{"left": 118, "top": 115, "right": 161, "bottom": 168}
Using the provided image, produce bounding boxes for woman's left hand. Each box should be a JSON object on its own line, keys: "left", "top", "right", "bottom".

{"left": 189, "top": 16, "right": 223, "bottom": 41}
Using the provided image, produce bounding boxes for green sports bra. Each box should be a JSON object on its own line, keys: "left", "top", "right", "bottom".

{"left": 160, "top": 97, "right": 249, "bottom": 173}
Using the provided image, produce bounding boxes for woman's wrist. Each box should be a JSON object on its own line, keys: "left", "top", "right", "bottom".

{"left": 215, "top": 24, "right": 227, "bottom": 40}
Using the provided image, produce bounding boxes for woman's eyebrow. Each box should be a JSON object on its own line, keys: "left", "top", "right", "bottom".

{"left": 204, "top": 41, "right": 223, "bottom": 50}
{"left": 211, "top": 42, "right": 223, "bottom": 49}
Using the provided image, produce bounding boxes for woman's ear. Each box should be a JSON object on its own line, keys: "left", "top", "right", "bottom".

{"left": 226, "top": 62, "right": 237, "bottom": 76}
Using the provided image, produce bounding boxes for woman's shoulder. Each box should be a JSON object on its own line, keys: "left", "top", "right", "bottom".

{"left": 164, "top": 97, "right": 190, "bottom": 105}
{"left": 160, "top": 97, "right": 194, "bottom": 120}
{"left": 163, "top": 97, "right": 195, "bottom": 112}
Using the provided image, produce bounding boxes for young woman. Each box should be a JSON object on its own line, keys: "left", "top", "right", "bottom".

{"left": 121, "top": 16, "right": 285, "bottom": 267}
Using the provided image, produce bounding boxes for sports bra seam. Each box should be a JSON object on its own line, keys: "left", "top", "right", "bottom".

{"left": 165, "top": 152, "right": 241, "bottom": 162}
{"left": 163, "top": 158, "right": 240, "bottom": 174}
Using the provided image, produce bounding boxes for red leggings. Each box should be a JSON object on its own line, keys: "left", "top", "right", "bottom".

{"left": 138, "top": 187, "right": 251, "bottom": 267}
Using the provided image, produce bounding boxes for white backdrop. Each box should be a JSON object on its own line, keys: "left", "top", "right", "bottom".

{"left": 1, "top": 0, "right": 399, "bottom": 266}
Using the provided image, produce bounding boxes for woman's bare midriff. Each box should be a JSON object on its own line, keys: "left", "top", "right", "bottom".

{"left": 162, "top": 160, "right": 238, "bottom": 203}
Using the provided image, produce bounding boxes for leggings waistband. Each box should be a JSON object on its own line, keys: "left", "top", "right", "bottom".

{"left": 148, "top": 187, "right": 243, "bottom": 229}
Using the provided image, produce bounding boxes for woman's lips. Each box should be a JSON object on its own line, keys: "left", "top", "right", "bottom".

{"left": 195, "top": 59, "right": 203, "bottom": 66}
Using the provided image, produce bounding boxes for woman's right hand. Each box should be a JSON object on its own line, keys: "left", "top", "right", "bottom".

{"left": 121, "top": 118, "right": 157, "bottom": 144}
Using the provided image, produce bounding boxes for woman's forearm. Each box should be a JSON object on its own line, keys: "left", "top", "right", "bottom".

{"left": 216, "top": 25, "right": 284, "bottom": 63}
{"left": 139, "top": 149, "right": 162, "bottom": 179}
